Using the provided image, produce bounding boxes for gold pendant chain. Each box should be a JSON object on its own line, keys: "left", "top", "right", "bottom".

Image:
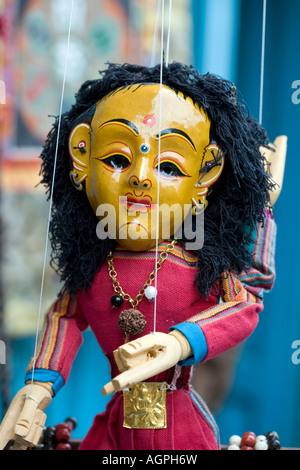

{"left": 107, "top": 240, "right": 177, "bottom": 309}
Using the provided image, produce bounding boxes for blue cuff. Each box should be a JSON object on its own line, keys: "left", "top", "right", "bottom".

{"left": 25, "top": 370, "right": 64, "bottom": 396}
{"left": 170, "top": 322, "right": 208, "bottom": 366}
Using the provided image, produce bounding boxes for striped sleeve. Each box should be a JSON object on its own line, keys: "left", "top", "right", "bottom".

{"left": 25, "top": 291, "right": 88, "bottom": 395}
{"left": 171, "top": 214, "right": 276, "bottom": 366}
{"left": 238, "top": 210, "right": 276, "bottom": 297}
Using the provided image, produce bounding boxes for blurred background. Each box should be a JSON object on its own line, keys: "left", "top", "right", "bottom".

{"left": 0, "top": 0, "right": 299, "bottom": 448}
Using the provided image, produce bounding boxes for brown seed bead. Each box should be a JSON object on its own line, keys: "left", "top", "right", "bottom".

{"left": 117, "top": 309, "right": 146, "bottom": 337}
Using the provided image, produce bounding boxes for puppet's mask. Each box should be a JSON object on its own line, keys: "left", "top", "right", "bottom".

{"left": 68, "top": 84, "right": 224, "bottom": 251}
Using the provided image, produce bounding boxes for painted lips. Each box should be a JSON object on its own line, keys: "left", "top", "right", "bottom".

{"left": 120, "top": 196, "right": 153, "bottom": 212}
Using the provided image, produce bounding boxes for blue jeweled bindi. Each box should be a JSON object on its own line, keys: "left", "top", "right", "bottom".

{"left": 140, "top": 143, "right": 150, "bottom": 154}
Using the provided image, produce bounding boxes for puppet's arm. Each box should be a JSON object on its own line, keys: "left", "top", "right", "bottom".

{"left": 102, "top": 330, "right": 192, "bottom": 396}
{"left": 0, "top": 293, "right": 87, "bottom": 449}
{"left": 24, "top": 293, "right": 88, "bottom": 394}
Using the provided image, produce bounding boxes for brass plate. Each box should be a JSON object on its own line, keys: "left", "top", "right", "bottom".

{"left": 123, "top": 382, "right": 167, "bottom": 429}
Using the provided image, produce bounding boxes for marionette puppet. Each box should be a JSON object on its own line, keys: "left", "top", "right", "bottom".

{"left": 0, "top": 62, "right": 286, "bottom": 451}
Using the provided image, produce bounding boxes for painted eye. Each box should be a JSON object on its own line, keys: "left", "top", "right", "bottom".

{"left": 156, "top": 161, "right": 186, "bottom": 177}
{"left": 101, "top": 154, "right": 131, "bottom": 170}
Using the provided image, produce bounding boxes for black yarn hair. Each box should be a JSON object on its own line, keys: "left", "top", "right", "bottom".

{"left": 40, "top": 62, "right": 275, "bottom": 298}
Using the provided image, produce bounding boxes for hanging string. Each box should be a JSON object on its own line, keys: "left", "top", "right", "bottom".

{"left": 259, "top": 0, "right": 267, "bottom": 125}
{"left": 152, "top": 0, "right": 165, "bottom": 334}
{"left": 150, "top": 0, "right": 173, "bottom": 68}
{"left": 29, "top": 0, "right": 75, "bottom": 392}
{"left": 165, "top": 0, "right": 173, "bottom": 66}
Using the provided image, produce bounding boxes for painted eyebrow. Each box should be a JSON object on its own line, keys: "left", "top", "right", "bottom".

{"left": 156, "top": 128, "right": 197, "bottom": 151}
{"left": 98, "top": 119, "right": 139, "bottom": 135}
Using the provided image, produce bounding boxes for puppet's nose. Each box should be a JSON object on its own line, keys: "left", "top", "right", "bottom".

{"left": 129, "top": 175, "right": 152, "bottom": 191}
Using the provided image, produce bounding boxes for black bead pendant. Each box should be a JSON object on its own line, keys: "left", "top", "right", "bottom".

{"left": 110, "top": 295, "right": 124, "bottom": 308}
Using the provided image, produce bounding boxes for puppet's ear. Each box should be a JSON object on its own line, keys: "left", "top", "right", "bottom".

{"left": 68, "top": 123, "right": 91, "bottom": 190}
{"left": 260, "top": 135, "right": 287, "bottom": 205}
{"left": 199, "top": 143, "right": 225, "bottom": 187}
{"left": 191, "top": 143, "right": 225, "bottom": 215}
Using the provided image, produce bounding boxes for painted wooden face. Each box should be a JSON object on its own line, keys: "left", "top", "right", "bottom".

{"left": 69, "top": 84, "right": 224, "bottom": 251}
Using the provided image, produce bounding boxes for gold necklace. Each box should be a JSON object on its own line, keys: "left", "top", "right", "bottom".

{"left": 107, "top": 239, "right": 177, "bottom": 341}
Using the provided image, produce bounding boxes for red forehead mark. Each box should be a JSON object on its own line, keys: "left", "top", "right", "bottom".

{"left": 143, "top": 115, "right": 157, "bottom": 127}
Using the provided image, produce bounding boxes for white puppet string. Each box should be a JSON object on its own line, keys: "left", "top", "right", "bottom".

{"left": 153, "top": 0, "right": 174, "bottom": 334}
{"left": 29, "top": 0, "right": 75, "bottom": 393}
{"left": 153, "top": 0, "right": 165, "bottom": 334}
{"left": 150, "top": 0, "right": 173, "bottom": 68}
{"left": 259, "top": 0, "right": 267, "bottom": 125}
{"left": 165, "top": 0, "right": 173, "bottom": 67}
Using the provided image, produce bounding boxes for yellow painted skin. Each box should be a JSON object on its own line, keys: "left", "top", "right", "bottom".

{"left": 69, "top": 84, "right": 224, "bottom": 251}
